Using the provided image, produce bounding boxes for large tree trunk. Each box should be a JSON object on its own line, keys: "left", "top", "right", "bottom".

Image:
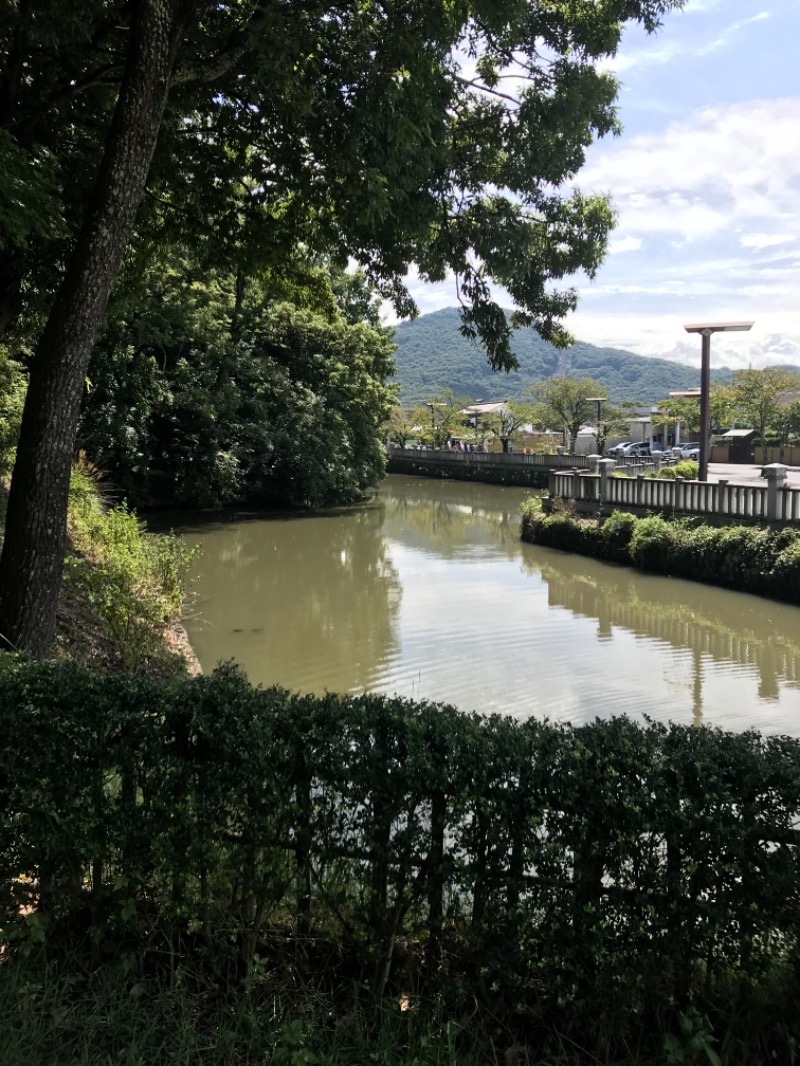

{"left": 0, "top": 0, "right": 186, "bottom": 657}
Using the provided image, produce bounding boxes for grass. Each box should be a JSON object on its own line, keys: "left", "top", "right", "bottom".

{"left": 58, "top": 457, "right": 199, "bottom": 675}
{"left": 0, "top": 455, "right": 198, "bottom": 677}
{"left": 0, "top": 954, "right": 489, "bottom": 1066}
{"left": 2, "top": 950, "right": 798, "bottom": 1066}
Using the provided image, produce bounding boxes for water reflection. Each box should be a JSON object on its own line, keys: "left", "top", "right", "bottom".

{"left": 180, "top": 504, "right": 401, "bottom": 692}
{"left": 177, "top": 476, "right": 800, "bottom": 735}
{"left": 378, "top": 477, "right": 524, "bottom": 557}
{"left": 528, "top": 552, "right": 800, "bottom": 708}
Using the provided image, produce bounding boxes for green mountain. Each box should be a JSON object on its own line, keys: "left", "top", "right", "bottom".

{"left": 391, "top": 307, "right": 733, "bottom": 404}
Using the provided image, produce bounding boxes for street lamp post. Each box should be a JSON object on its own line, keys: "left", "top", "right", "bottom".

{"left": 683, "top": 321, "right": 754, "bottom": 481}
{"left": 586, "top": 396, "right": 607, "bottom": 453}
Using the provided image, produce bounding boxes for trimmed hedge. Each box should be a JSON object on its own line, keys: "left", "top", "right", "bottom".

{"left": 521, "top": 505, "right": 800, "bottom": 602}
{"left": 1, "top": 655, "right": 800, "bottom": 1026}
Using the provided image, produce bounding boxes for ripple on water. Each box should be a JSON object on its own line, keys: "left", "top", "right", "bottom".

{"left": 178, "top": 476, "right": 800, "bottom": 737}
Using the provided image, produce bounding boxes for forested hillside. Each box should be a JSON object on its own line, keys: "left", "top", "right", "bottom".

{"left": 392, "top": 308, "right": 734, "bottom": 403}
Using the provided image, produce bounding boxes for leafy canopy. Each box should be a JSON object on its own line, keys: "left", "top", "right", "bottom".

{"left": 1, "top": 0, "right": 685, "bottom": 366}
{"left": 79, "top": 255, "right": 397, "bottom": 509}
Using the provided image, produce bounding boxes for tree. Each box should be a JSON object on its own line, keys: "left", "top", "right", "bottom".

{"left": 527, "top": 376, "right": 605, "bottom": 452}
{"left": 78, "top": 254, "right": 397, "bottom": 508}
{"left": 593, "top": 403, "right": 630, "bottom": 456}
{"left": 386, "top": 407, "right": 418, "bottom": 448}
{"left": 772, "top": 400, "right": 800, "bottom": 447}
{"left": 731, "top": 368, "right": 800, "bottom": 463}
{"left": 0, "top": 0, "right": 684, "bottom": 655}
{"left": 478, "top": 400, "right": 536, "bottom": 453}
{"left": 422, "top": 390, "right": 470, "bottom": 448}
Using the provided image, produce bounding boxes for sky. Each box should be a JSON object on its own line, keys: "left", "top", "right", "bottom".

{"left": 399, "top": 0, "right": 800, "bottom": 371}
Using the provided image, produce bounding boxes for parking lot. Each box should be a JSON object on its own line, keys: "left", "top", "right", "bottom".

{"left": 706, "top": 462, "right": 800, "bottom": 489}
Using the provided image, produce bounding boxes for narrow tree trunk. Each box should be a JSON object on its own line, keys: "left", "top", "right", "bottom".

{"left": 0, "top": 0, "right": 186, "bottom": 656}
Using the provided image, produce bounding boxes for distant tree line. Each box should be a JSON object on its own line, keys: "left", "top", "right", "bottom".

{"left": 387, "top": 368, "right": 800, "bottom": 458}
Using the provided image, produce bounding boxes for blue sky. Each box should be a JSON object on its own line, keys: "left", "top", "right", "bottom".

{"left": 402, "top": 0, "right": 800, "bottom": 371}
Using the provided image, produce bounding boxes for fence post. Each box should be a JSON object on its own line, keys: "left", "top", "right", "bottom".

{"left": 598, "top": 459, "right": 614, "bottom": 505}
{"left": 716, "top": 478, "right": 728, "bottom": 519}
{"left": 764, "top": 464, "right": 788, "bottom": 521}
{"left": 587, "top": 454, "right": 601, "bottom": 474}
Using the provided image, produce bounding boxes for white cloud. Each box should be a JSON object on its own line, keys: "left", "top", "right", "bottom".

{"left": 696, "top": 11, "right": 771, "bottom": 57}
{"left": 605, "top": 7, "right": 772, "bottom": 75}
{"left": 739, "top": 233, "right": 797, "bottom": 250}
{"left": 577, "top": 99, "right": 800, "bottom": 288}
{"left": 565, "top": 308, "right": 800, "bottom": 371}
{"left": 608, "top": 235, "right": 643, "bottom": 254}
{"left": 683, "top": 0, "right": 725, "bottom": 11}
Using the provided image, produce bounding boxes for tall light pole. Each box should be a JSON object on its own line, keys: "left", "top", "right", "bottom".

{"left": 683, "top": 321, "right": 754, "bottom": 481}
{"left": 586, "top": 396, "right": 607, "bottom": 453}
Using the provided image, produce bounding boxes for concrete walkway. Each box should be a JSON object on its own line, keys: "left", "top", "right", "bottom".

{"left": 705, "top": 463, "right": 800, "bottom": 488}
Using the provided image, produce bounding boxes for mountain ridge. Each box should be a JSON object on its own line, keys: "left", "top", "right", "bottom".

{"left": 390, "top": 307, "right": 735, "bottom": 404}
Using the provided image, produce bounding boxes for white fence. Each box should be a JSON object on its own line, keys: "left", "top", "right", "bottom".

{"left": 550, "top": 464, "right": 800, "bottom": 523}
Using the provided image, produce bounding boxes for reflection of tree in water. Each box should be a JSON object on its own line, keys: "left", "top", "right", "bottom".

{"left": 183, "top": 501, "right": 401, "bottom": 693}
{"left": 378, "top": 476, "right": 531, "bottom": 560}
{"left": 523, "top": 550, "right": 800, "bottom": 705}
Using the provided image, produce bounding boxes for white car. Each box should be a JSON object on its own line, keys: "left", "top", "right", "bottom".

{"left": 606, "top": 442, "right": 632, "bottom": 458}
{"left": 680, "top": 443, "right": 701, "bottom": 460}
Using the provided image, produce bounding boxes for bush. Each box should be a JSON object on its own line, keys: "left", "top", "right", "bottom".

{"left": 63, "top": 459, "right": 198, "bottom": 670}
{"left": 522, "top": 506, "right": 800, "bottom": 604}
{"left": 597, "top": 509, "right": 637, "bottom": 562}
{"left": 628, "top": 514, "right": 681, "bottom": 571}
{"left": 1, "top": 656, "right": 800, "bottom": 1061}
{"left": 644, "top": 460, "right": 699, "bottom": 480}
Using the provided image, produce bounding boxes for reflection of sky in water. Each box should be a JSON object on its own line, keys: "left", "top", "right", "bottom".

{"left": 180, "top": 476, "right": 800, "bottom": 736}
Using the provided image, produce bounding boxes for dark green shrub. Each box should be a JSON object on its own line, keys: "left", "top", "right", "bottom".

{"left": 765, "top": 531, "right": 800, "bottom": 600}
{"left": 598, "top": 509, "right": 637, "bottom": 562}
{"left": 2, "top": 653, "right": 800, "bottom": 1042}
{"left": 628, "top": 515, "right": 680, "bottom": 571}
{"left": 522, "top": 508, "right": 602, "bottom": 556}
{"left": 522, "top": 504, "right": 800, "bottom": 604}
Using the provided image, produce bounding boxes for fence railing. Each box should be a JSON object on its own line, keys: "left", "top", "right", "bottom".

{"left": 550, "top": 463, "right": 800, "bottom": 523}
{"left": 389, "top": 446, "right": 590, "bottom": 469}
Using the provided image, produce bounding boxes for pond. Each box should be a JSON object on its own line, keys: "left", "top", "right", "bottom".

{"left": 175, "top": 474, "right": 800, "bottom": 734}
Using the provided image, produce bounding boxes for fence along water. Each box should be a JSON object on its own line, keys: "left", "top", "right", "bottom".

{"left": 550, "top": 460, "right": 800, "bottom": 523}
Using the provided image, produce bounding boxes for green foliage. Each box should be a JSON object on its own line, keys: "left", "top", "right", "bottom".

{"left": 644, "top": 460, "right": 699, "bottom": 480}
{"left": 477, "top": 399, "right": 537, "bottom": 451}
{"left": 79, "top": 261, "right": 397, "bottom": 509}
{"left": 0, "top": 347, "right": 26, "bottom": 480}
{"left": 418, "top": 389, "right": 471, "bottom": 448}
{"left": 0, "top": 958, "right": 482, "bottom": 1066}
{"left": 64, "top": 462, "right": 198, "bottom": 670}
{"left": 664, "top": 1008, "right": 722, "bottom": 1066}
{"left": 598, "top": 509, "right": 637, "bottom": 563}
{"left": 629, "top": 514, "right": 682, "bottom": 571}
{"left": 522, "top": 507, "right": 800, "bottom": 604}
{"left": 731, "top": 367, "right": 800, "bottom": 460}
{"left": 522, "top": 507, "right": 599, "bottom": 554}
{"left": 391, "top": 308, "right": 733, "bottom": 405}
{"left": 527, "top": 375, "right": 607, "bottom": 450}
{"left": 0, "top": 131, "right": 64, "bottom": 252}
{"left": 1, "top": 658, "right": 800, "bottom": 1063}
{"left": 1, "top": 0, "right": 685, "bottom": 366}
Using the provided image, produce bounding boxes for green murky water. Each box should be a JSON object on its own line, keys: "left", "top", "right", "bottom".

{"left": 175, "top": 475, "right": 800, "bottom": 734}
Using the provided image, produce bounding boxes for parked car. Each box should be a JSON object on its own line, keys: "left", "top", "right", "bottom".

{"left": 680, "top": 443, "right": 701, "bottom": 460}
{"left": 606, "top": 442, "right": 632, "bottom": 458}
{"left": 621, "top": 442, "right": 651, "bottom": 458}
